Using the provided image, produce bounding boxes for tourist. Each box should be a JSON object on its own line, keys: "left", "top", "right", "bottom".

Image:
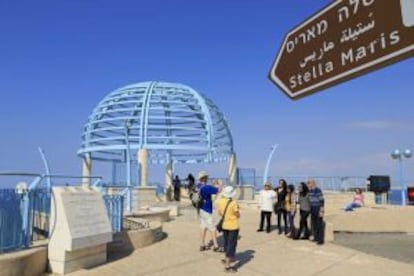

{"left": 274, "top": 179, "right": 288, "bottom": 235}
{"left": 294, "top": 182, "right": 311, "bottom": 240}
{"left": 198, "top": 171, "right": 223, "bottom": 252}
{"left": 344, "top": 188, "right": 365, "bottom": 211}
{"left": 173, "top": 175, "right": 181, "bottom": 201}
{"left": 187, "top": 173, "right": 195, "bottom": 194}
{"left": 308, "top": 179, "right": 325, "bottom": 245}
{"left": 257, "top": 182, "right": 276, "bottom": 233}
{"left": 285, "top": 184, "right": 296, "bottom": 238}
{"left": 217, "top": 186, "right": 240, "bottom": 273}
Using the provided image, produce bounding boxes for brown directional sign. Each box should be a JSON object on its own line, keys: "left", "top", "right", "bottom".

{"left": 269, "top": 0, "right": 414, "bottom": 100}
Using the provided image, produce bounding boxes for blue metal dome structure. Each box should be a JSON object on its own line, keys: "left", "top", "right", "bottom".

{"left": 78, "top": 81, "right": 234, "bottom": 164}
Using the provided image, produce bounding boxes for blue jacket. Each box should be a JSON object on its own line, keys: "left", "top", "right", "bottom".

{"left": 308, "top": 187, "right": 324, "bottom": 211}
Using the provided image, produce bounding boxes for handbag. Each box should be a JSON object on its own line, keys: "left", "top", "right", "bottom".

{"left": 216, "top": 199, "right": 232, "bottom": 232}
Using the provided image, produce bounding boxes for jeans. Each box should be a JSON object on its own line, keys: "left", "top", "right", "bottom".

{"left": 277, "top": 209, "right": 287, "bottom": 233}
{"left": 297, "top": 210, "right": 310, "bottom": 238}
{"left": 344, "top": 202, "right": 361, "bottom": 211}
{"left": 310, "top": 209, "right": 324, "bottom": 243}
{"left": 223, "top": 229, "right": 239, "bottom": 259}
{"left": 259, "top": 211, "right": 272, "bottom": 231}
{"left": 287, "top": 213, "right": 295, "bottom": 234}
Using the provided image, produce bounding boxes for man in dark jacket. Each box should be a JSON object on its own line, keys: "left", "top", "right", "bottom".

{"left": 307, "top": 179, "right": 325, "bottom": 245}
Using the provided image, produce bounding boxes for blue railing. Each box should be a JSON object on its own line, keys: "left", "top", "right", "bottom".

{"left": 0, "top": 189, "right": 28, "bottom": 252}
{"left": 0, "top": 173, "right": 124, "bottom": 253}
{"left": 104, "top": 195, "right": 124, "bottom": 232}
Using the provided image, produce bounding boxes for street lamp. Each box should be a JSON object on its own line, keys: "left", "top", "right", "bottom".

{"left": 125, "top": 121, "right": 133, "bottom": 213}
{"left": 263, "top": 144, "right": 279, "bottom": 185}
{"left": 391, "top": 148, "right": 412, "bottom": 205}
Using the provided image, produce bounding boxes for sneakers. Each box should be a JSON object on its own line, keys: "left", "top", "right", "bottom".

{"left": 213, "top": 246, "right": 224, "bottom": 252}
{"left": 256, "top": 229, "right": 264, "bottom": 232}
{"left": 225, "top": 266, "right": 237, "bottom": 273}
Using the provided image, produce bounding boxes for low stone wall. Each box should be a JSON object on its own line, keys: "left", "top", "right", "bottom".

{"left": 135, "top": 187, "right": 159, "bottom": 209}
{"left": 0, "top": 246, "right": 47, "bottom": 276}
{"left": 236, "top": 185, "right": 254, "bottom": 201}
{"left": 130, "top": 207, "right": 171, "bottom": 222}
{"left": 108, "top": 221, "right": 163, "bottom": 254}
{"left": 151, "top": 203, "right": 180, "bottom": 217}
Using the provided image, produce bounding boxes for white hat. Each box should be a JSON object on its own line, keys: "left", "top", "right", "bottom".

{"left": 198, "top": 171, "right": 209, "bottom": 180}
{"left": 222, "top": 186, "right": 236, "bottom": 199}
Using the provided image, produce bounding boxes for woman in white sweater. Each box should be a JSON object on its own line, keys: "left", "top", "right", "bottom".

{"left": 257, "top": 182, "right": 277, "bottom": 233}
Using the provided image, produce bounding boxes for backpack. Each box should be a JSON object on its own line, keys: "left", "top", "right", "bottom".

{"left": 190, "top": 189, "right": 204, "bottom": 211}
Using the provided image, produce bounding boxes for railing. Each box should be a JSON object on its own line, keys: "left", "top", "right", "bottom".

{"left": 103, "top": 195, "right": 124, "bottom": 232}
{"left": 237, "top": 175, "right": 369, "bottom": 192}
{"left": 0, "top": 189, "right": 28, "bottom": 252}
{"left": 0, "top": 173, "right": 122, "bottom": 253}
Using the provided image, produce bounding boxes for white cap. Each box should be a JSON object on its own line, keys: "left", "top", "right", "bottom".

{"left": 222, "top": 186, "right": 236, "bottom": 199}
{"left": 198, "top": 171, "right": 208, "bottom": 180}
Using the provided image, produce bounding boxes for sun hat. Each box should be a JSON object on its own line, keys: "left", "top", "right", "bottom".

{"left": 198, "top": 171, "right": 209, "bottom": 180}
{"left": 222, "top": 186, "right": 236, "bottom": 199}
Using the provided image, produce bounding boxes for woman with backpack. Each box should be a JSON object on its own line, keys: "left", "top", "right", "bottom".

{"left": 274, "top": 179, "right": 288, "bottom": 235}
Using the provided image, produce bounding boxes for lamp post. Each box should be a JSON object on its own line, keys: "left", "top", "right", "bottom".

{"left": 263, "top": 144, "right": 279, "bottom": 185}
{"left": 391, "top": 148, "right": 412, "bottom": 206}
{"left": 125, "top": 122, "right": 132, "bottom": 213}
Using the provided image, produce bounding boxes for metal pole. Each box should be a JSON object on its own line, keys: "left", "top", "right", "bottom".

{"left": 399, "top": 157, "right": 406, "bottom": 206}
{"left": 125, "top": 129, "right": 132, "bottom": 214}
{"left": 38, "top": 147, "right": 51, "bottom": 189}
{"left": 263, "top": 144, "right": 278, "bottom": 185}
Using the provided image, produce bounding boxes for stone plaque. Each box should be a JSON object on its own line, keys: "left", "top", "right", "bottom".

{"left": 48, "top": 186, "right": 112, "bottom": 274}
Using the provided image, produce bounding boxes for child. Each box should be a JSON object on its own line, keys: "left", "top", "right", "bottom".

{"left": 257, "top": 182, "right": 276, "bottom": 233}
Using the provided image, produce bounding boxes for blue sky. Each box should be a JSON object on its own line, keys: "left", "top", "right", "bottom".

{"left": 0, "top": 0, "right": 413, "bottom": 186}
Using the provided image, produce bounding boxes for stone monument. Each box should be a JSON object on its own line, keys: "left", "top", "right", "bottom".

{"left": 48, "top": 186, "right": 112, "bottom": 275}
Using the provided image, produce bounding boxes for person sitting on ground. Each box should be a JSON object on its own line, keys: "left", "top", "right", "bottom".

{"left": 344, "top": 188, "right": 365, "bottom": 211}
{"left": 217, "top": 186, "right": 240, "bottom": 273}
{"left": 257, "top": 182, "right": 276, "bottom": 233}
{"left": 274, "top": 179, "right": 288, "bottom": 235}
{"left": 294, "top": 182, "right": 311, "bottom": 240}
{"left": 285, "top": 184, "right": 297, "bottom": 238}
{"left": 198, "top": 171, "right": 223, "bottom": 252}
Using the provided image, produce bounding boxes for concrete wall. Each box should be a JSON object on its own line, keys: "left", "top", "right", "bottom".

{"left": 108, "top": 221, "right": 163, "bottom": 254}
{"left": 0, "top": 246, "right": 47, "bottom": 276}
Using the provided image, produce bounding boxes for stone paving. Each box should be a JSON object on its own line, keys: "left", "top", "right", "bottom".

{"left": 69, "top": 204, "right": 414, "bottom": 276}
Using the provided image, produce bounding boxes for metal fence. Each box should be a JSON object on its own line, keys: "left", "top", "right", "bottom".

{"left": 0, "top": 189, "right": 29, "bottom": 252}
{"left": 103, "top": 195, "right": 124, "bottom": 232}
{"left": 0, "top": 173, "right": 124, "bottom": 253}
{"left": 237, "top": 175, "right": 368, "bottom": 192}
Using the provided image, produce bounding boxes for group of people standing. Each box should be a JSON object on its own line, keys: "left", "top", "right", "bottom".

{"left": 257, "top": 179, "right": 325, "bottom": 245}
{"left": 168, "top": 173, "right": 197, "bottom": 202}
{"left": 192, "top": 174, "right": 326, "bottom": 273}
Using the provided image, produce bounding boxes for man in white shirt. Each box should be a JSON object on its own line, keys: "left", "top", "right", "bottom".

{"left": 257, "top": 182, "right": 277, "bottom": 233}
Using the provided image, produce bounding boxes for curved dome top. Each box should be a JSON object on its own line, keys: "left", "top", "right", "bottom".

{"left": 78, "top": 81, "right": 234, "bottom": 164}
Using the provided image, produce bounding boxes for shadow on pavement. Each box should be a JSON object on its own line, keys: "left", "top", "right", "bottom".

{"left": 233, "top": 249, "right": 255, "bottom": 270}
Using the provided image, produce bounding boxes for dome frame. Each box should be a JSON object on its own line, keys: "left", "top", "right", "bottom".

{"left": 78, "top": 81, "right": 234, "bottom": 165}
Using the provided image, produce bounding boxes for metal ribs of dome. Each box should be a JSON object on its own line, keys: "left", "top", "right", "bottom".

{"left": 78, "top": 81, "right": 234, "bottom": 164}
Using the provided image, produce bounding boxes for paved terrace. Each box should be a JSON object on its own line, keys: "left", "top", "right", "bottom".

{"left": 68, "top": 202, "right": 414, "bottom": 276}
